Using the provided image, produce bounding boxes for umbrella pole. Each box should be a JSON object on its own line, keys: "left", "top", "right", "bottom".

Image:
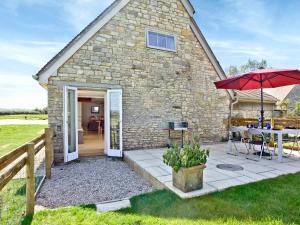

{"left": 260, "top": 85, "right": 264, "bottom": 129}
{"left": 259, "top": 83, "right": 271, "bottom": 157}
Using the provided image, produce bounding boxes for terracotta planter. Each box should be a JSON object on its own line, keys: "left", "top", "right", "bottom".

{"left": 172, "top": 164, "right": 206, "bottom": 193}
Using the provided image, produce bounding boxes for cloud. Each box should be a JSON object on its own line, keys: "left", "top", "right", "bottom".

{"left": 62, "top": 0, "right": 114, "bottom": 31}
{"left": 0, "top": 0, "right": 114, "bottom": 109}
{"left": 0, "top": 0, "right": 114, "bottom": 31}
{"left": 0, "top": 0, "right": 55, "bottom": 14}
{"left": 0, "top": 40, "right": 64, "bottom": 109}
{"left": 199, "top": 0, "right": 300, "bottom": 46}
{"left": 0, "top": 40, "right": 65, "bottom": 68}
{"left": 209, "top": 39, "right": 300, "bottom": 69}
{"left": 0, "top": 72, "right": 47, "bottom": 109}
{"left": 210, "top": 40, "right": 289, "bottom": 61}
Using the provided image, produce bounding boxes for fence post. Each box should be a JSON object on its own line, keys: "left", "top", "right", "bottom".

{"left": 45, "top": 128, "right": 54, "bottom": 179}
{"left": 26, "top": 142, "right": 35, "bottom": 216}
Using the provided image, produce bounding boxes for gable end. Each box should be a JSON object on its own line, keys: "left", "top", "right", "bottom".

{"left": 34, "top": 0, "right": 230, "bottom": 101}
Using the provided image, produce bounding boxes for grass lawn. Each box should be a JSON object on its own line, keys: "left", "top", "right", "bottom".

{"left": 0, "top": 124, "right": 47, "bottom": 156}
{"left": 1, "top": 177, "right": 44, "bottom": 225}
{"left": 23, "top": 172, "right": 300, "bottom": 225}
{"left": 0, "top": 124, "right": 47, "bottom": 224}
{"left": 0, "top": 114, "right": 48, "bottom": 120}
{"left": 1, "top": 179, "right": 26, "bottom": 225}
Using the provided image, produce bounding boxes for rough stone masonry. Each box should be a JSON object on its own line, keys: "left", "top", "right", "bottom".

{"left": 47, "top": 0, "right": 230, "bottom": 162}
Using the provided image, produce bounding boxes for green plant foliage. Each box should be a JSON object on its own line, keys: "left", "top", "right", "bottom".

{"left": 163, "top": 136, "right": 209, "bottom": 172}
{"left": 0, "top": 107, "right": 47, "bottom": 116}
{"left": 226, "top": 59, "right": 268, "bottom": 76}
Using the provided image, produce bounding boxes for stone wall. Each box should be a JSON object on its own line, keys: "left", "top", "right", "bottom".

{"left": 232, "top": 102, "right": 275, "bottom": 118}
{"left": 47, "top": 0, "right": 231, "bottom": 162}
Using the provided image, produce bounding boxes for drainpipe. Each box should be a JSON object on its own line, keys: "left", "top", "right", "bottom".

{"left": 229, "top": 93, "right": 239, "bottom": 127}
{"left": 225, "top": 93, "right": 239, "bottom": 141}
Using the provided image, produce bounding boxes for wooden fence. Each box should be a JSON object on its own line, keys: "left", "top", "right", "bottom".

{"left": 0, "top": 128, "right": 54, "bottom": 216}
{"left": 229, "top": 118, "right": 300, "bottom": 129}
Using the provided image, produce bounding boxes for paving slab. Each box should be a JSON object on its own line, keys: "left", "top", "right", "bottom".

{"left": 124, "top": 143, "right": 300, "bottom": 199}
{"left": 96, "top": 199, "right": 131, "bottom": 212}
{"left": 209, "top": 178, "right": 245, "bottom": 191}
{"left": 165, "top": 182, "right": 217, "bottom": 199}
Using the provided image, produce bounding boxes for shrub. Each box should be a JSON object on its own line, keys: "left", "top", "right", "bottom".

{"left": 0, "top": 108, "right": 47, "bottom": 115}
{"left": 163, "top": 136, "right": 209, "bottom": 172}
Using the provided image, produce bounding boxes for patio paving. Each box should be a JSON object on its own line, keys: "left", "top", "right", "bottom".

{"left": 124, "top": 143, "right": 300, "bottom": 199}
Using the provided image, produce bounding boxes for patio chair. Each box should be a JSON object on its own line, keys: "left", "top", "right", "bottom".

{"left": 228, "top": 127, "right": 251, "bottom": 156}
{"left": 275, "top": 132, "right": 300, "bottom": 158}
{"left": 246, "top": 129, "right": 273, "bottom": 161}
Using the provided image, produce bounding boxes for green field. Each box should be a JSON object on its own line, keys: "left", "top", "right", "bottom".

{"left": 23, "top": 172, "right": 300, "bottom": 225}
{"left": 0, "top": 124, "right": 47, "bottom": 224}
{"left": 0, "top": 114, "right": 48, "bottom": 120}
{"left": 0, "top": 124, "right": 47, "bottom": 156}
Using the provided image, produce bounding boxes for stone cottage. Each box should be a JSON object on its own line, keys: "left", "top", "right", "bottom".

{"left": 34, "top": 0, "right": 233, "bottom": 163}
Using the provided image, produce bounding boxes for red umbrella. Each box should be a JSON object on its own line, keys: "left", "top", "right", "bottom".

{"left": 214, "top": 68, "right": 300, "bottom": 128}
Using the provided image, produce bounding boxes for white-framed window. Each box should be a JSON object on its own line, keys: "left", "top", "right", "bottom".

{"left": 146, "top": 30, "right": 176, "bottom": 52}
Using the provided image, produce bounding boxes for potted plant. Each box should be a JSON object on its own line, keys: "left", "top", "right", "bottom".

{"left": 163, "top": 137, "right": 209, "bottom": 193}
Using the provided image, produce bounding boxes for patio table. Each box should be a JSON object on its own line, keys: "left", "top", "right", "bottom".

{"left": 229, "top": 126, "right": 300, "bottom": 162}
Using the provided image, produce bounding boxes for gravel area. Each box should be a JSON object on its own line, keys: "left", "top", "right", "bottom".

{"left": 36, "top": 157, "right": 154, "bottom": 208}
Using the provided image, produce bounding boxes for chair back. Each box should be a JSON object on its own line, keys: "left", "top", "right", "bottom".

{"left": 248, "top": 129, "right": 266, "bottom": 143}
{"left": 241, "top": 130, "right": 250, "bottom": 139}
{"left": 229, "top": 127, "right": 242, "bottom": 140}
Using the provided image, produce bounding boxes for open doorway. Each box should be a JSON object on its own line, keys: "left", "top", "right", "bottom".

{"left": 64, "top": 87, "right": 123, "bottom": 162}
{"left": 77, "top": 90, "right": 105, "bottom": 157}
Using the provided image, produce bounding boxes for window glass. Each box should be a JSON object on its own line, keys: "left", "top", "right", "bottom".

{"left": 166, "top": 35, "right": 175, "bottom": 50}
{"left": 157, "top": 34, "right": 167, "bottom": 48}
{"left": 148, "top": 31, "right": 157, "bottom": 46}
{"left": 147, "top": 31, "right": 176, "bottom": 51}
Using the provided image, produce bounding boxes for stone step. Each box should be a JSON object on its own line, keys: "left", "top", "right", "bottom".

{"left": 96, "top": 199, "right": 131, "bottom": 212}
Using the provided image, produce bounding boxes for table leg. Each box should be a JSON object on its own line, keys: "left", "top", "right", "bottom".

{"left": 181, "top": 130, "right": 184, "bottom": 148}
{"left": 277, "top": 132, "right": 283, "bottom": 162}
{"left": 228, "top": 139, "right": 232, "bottom": 153}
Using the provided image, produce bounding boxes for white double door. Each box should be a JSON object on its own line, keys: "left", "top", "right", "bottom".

{"left": 64, "top": 87, "right": 123, "bottom": 163}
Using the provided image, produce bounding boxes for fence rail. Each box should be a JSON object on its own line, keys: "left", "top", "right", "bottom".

{"left": 0, "top": 128, "right": 53, "bottom": 216}
{"left": 229, "top": 118, "right": 300, "bottom": 129}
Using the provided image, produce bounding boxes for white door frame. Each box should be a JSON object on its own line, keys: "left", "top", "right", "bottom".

{"left": 63, "top": 86, "right": 79, "bottom": 162}
{"left": 105, "top": 89, "right": 123, "bottom": 157}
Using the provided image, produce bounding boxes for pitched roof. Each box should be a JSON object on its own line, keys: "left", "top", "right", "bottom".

{"left": 264, "top": 85, "right": 296, "bottom": 101}
{"left": 34, "top": 0, "right": 233, "bottom": 99}
{"left": 236, "top": 90, "right": 278, "bottom": 103}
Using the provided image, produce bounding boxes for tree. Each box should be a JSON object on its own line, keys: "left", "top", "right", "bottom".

{"left": 226, "top": 59, "right": 269, "bottom": 76}
{"left": 278, "top": 100, "right": 289, "bottom": 110}
{"left": 293, "top": 102, "right": 300, "bottom": 117}
{"left": 227, "top": 66, "right": 239, "bottom": 76}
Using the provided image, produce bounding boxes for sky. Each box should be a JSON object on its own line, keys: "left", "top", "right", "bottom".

{"left": 0, "top": 0, "right": 299, "bottom": 109}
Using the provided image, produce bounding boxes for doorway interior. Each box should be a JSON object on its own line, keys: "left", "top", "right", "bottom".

{"left": 78, "top": 90, "right": 105, "bottom": 157}
{"left": 64, "top": 87, "right": 123, "bottom": 163}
